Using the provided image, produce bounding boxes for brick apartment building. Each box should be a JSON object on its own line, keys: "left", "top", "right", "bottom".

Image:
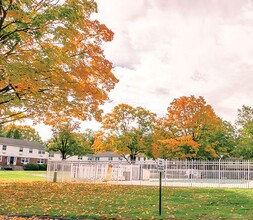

{"left": 0, "top": 137, "right": 48, "bottom": 167}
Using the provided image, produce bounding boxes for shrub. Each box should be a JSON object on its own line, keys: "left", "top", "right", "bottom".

{"left": 24, "top": 163, "right": 47, "bottom": 170}
{"left": 24, "top": 164, "right": 40, "bottom": 170}
{"left": 3, "top": 166, "right": 12, "bottom": 170}
{"left": 38, "top": 164, "right": 47, "bottom": 170}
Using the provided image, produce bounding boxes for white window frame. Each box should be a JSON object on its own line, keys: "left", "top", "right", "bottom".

{"left": 49, "top": 152, "right": 54, "bottom": 158}
{"left": 95, "top": 157, "right": 100, "bottom": 161}
{"left": 21, "top": 157, "right": 30, "bottom": 164}
{"left": 88, "top": 157, "right": 92, "bottom": 161}
{"left": 2, "top": 145, "right": 7, "bottom": 151}
{"left": 38, "top": 150, "right": 45, "bottom": 154}
{"left": 78, "top": 156, "right": 83, "bottom": 160}
{"left": 108, "top": 157, "right": 113, "bottom": 161}
{"left": 37, "top": 159, "right": 45, "bottom": 164}
{"left": 29, "top": 148, "right": 33, "bottom": 153}
{"left": 19, "top": 147, "right": 23, "bottom": 153}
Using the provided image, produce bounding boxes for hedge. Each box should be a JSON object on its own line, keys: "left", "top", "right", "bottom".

{"left": 24, "top": 163, "right": 47, "bottom": 171}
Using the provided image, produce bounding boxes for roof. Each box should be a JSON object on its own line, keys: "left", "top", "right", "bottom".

{"left": 0, "top": 137, "right": 45, "bottom": 150}
{"left": 89, "top": 152, "right": 121, "bottom": 158}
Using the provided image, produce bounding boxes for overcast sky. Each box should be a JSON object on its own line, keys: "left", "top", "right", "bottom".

{"left": 37, "top": 0, "right": 253, "bottom": 140}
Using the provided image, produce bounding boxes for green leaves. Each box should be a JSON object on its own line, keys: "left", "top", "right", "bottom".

{"left": 47, "top": 122, "right": 94, "bottom": 159}
{"left": 233, "top": 105, "right": 253, "bottom": 159}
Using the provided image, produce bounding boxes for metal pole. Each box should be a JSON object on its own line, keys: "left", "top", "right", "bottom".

{"left": 191, "top": 160, "right": 193, "bottom": 187}
{"left": 130, "top": 163, "right": 133, "bottom": 185}
{"left": 140, "top": 163, "right": 142, "bottom": 186}
{"left": 219, "top": 158, "right": 221, "bottom": 187}
{"left": 53, "top": 168, "right": 57, "bottom": 183}
{"left": 218, "top": 155, "right": 223, "bottom": 188}
{"left": 159, "top": 171, "right": 162, "bottom": 216}
{"left": 165, "top": 159, "right": 167, "bottom": 187}
{"left": 248, "top": 160, "right": 250, "bottom": 189}
{"left": 61, "top": 163, "right": 64, "bottom": 182}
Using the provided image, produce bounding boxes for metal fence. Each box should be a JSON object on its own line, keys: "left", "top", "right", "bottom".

{"left": 46, "top": 160, "right": 253, "bottom": 188}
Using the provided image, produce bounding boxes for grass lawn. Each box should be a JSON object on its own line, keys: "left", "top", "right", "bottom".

{"left": 0, "top": 180, "right": 252, "bottom": 219}
{"left": 0, "top": 170, "right": 46, "bottom": 182}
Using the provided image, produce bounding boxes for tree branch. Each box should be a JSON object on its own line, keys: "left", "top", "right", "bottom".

{"left": 0, "top": 111, "right": 27, "bottom": 125}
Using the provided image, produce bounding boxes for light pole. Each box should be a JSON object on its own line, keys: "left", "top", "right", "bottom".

{"left": 218, "top": 155, "right": 223, "bottom": 187}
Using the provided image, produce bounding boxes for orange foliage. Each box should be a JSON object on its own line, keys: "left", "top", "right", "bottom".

{"left": 150, "top": 96, "right": 224, "bottom": 159}
{"left": 152, "top": 135, "right": 200, "bottom": 159}
{"left": 167, "top": 96, "right": 223, "bottom": 141}
{"left": 92, "top": 130, "right": 115, "bottom": 153}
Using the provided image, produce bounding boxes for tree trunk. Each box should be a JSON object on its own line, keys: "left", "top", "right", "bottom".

{"left": 130, "top": 154, "right": 136, "bottom": 164}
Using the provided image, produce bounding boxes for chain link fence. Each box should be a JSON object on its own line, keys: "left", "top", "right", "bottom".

{"left": 47, "top": 160, "right": 253, "bottom": 188}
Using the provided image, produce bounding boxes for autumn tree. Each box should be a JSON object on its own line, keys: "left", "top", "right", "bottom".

{"left": 46, "top": 122, "right": 93, "bottom": 160}
{"left": 0, "top": 0, "right": 118, "bottom": 125}
{"left": 150, "top": 116, "right": 201, "bottom": 159}
{"left": 98, "top": 104, "right": 157, "bottom": 163}
{"left": 92, "top": 130, "right": 112, "bottom": 153}
{"left": 2, "top": 123, "right": 42, "bottom": 142}
{"left": 163, "top": 96, "right": 230, "bottom": 159}
{"left": 152, "top": 135, "right": 200, "bottom": 159}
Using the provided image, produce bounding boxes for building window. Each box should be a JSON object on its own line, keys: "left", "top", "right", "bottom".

{"left": 29, "top": 148, "right": 33, "bottom": 153}
{"left": 95, "top": 157, "right": 100, "bottom": 161}
{"left": 49, "top": 153, "right": 54, "bottom": 158}
{"left": 0, "top": 155, "right": 2, "bottom": 162}
{"left": 38, "top": 150, "right": 45, "bottom": 154}
{"left": 88, "top": 157, "right": 92, "bottom": 161}
{"left": 21, "top": 157, "right": 30, "bottom": 164}
{"left": 118, "top": 157, "right": 123, "bottom": 161}
{"left": 37, "top": 159, "right": 45, "bottom": 164}
{"left": 78, "top": 156, "right": 83, "bottom": 160}
{"left": 108, "top": 157, "right": 113, "bottom": 161}
{"left": 2, "top": 145, "right": 7, "bottom": 151}
{"left": 19, "top": 147, "right": 23, "bottom": 153}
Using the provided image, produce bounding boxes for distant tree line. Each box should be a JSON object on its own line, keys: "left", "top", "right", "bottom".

{"left": 92, "top": 96, "right": 253, "bottom": 162}
{"left": 1, "top": 96, "right": 253, "bottom": 162}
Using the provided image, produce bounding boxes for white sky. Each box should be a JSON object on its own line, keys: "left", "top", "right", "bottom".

{"left": 37, "top": 0, "right": 253, "bottom": 141}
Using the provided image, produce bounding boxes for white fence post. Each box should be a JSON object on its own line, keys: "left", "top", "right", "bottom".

{"left": 46, "top": 161, "right": 50, "bottom": 182}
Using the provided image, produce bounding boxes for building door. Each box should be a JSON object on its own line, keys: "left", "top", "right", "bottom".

{"left": 7, "top": 157, "right": 17, "bottom": 165}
